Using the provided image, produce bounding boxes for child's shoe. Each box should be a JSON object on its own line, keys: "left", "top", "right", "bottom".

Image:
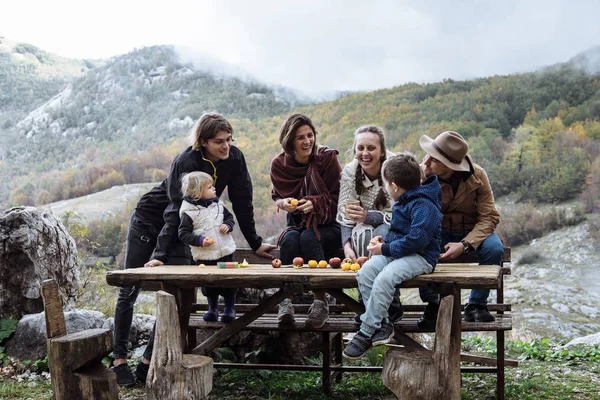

{"left": 343, "top": 331, "right": 372, "bottom": 359}
{"left": 372, "top": 321, "right": 395, "bottom": 346}
{"left": 203, "top": 295, "right": 219, "bottom": 322}
{"left": 221, "top": 292, "right": 236, "bottom": 323}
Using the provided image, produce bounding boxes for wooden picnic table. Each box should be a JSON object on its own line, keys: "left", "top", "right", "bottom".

{"left": 106, "top": 263, "right": 504, "bottom": 399}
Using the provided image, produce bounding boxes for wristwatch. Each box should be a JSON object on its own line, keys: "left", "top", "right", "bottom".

{"left": 460, "top": 240, "right": 471, "bottom": 254}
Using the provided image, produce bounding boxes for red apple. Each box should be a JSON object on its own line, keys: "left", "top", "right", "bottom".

{"left": 357, "top": 256, "right": 369, "bottom": 266}
{"left": 329, "top": 257, "right": 342, "bottom": 269}
{"left": 272, "top": 258, "right": 282, "bottom": 268}
{"left": 293, "top": 257, "right": 304, "bottom": 267}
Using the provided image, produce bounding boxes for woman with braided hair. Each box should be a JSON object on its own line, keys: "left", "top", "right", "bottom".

{"left": 336, "top": 125, "right": 403, "bottom": 322}
{"left": 270, "top": 113, "right": 342, "bottom": 328}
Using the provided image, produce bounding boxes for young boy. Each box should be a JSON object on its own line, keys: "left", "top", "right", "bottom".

{"left": 343, "top": 152, "right": 442, "bottom": 359}
{"left": 178, "top": 171, "right": 237, "bottom": 323}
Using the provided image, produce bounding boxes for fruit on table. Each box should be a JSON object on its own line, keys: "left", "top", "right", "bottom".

{"left": 356, "top": 256, "right": 369, "bottom": 266}
{"left": 341, "top": 262, "right": 352, "bottom": 271}
{"left": 272, "top": 258, "right": 282, "bottom": 268}
{"left": 329, "top": 257, "right": 342, "bottom": 269}
{"left": 342, "top": 257, "right": 353, "bottom": 265}
{"left": 290, "top": 198, "right": 298, "bottom": 206}
{"left": 293, "top": 257, "right": 304, "bottom": 268}
{"left": 350, "top": 263, "right": 361, "bottom": 272}
{"left": 308, "top": 260, "right": 318, "bottom": 268}
{"left": 318, "top": 260, "right": 328, "bottom": 268}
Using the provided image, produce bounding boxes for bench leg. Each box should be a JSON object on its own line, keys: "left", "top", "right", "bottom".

{"left": 333, "top": 332, "right": 343, "bottom": 383}
{"left": 322, "top": 332, "right": 331, "bottom": 395}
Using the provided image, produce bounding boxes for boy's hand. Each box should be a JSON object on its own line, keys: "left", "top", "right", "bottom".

{"left": 219, "top": 224, "right": 230, "bottom": 234}
{"left": 367, "top": 242, "right": 383, "bottom": 255}
{"left": 203, "top": 237, "right": 214, "bottom": 247}
{"left": 367, "top": 236, "right": 384, "bottom": 255}
{"left": 439, "top": 242, "right": 462, "bottom": 261}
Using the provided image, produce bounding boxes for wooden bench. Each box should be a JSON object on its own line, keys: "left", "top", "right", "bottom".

{"left": 185, "top": 247, "right": 514, "bottom": 398}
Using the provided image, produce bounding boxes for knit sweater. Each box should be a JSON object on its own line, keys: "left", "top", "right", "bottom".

{"left": 336, "top": 156, "right": 394, "bottom": 246}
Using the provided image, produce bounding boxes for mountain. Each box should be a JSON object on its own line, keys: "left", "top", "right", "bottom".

{"left": 0, "top": 44, "right": 308, "bottom": 206}
{"left": 0, "top": 36, "right": 96, "bottom": 122}
{"left": 568, "top": 45, "right": 600, "bottom": 74}
{"left": 2, "top": 40, "right": 600, "bottom": 217}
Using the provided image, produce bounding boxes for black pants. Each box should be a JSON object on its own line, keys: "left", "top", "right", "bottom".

{"left": 279, "top": 224, "right": 341, "bottom": 264}
{"left": 113, "top": 211, "right": 191, "bottom": 360}
{"left": 196, "top": 254, "right": 236, "bottom": 299}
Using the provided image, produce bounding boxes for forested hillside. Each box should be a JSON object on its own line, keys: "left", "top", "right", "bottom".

{"left": 0, "top": 44, "right": 305, "bottom": 206}
{"left": 3, "top": 43, "right": 600, "bottom": 225}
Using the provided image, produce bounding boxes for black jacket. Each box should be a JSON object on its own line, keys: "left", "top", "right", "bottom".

{"left": 152, "top": 145, "right": 262, "bottom": 262}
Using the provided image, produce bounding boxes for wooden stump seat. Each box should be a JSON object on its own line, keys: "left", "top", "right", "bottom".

{"left": 42, "top": 279, "right": 118, "bottom": 400}
{"left": 382, "top": 292, "right": 461, "bottom": 400}
{"left": 147, "top": 290, "right": 213, "bottom": 400}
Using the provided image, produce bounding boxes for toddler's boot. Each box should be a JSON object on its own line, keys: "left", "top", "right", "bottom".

{"left": 221, "top": 290, "right": 236, "bottom": 323}
{"left": 203, "top": 294, "right": 219, "bottom": 322}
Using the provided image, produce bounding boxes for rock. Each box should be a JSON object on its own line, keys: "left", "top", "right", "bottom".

{"left": 551, "top": 303, "right": 570, "bottom": 313}
{"left": 0, "top": 207, "right": 80, "bottom": 318}
{"left": 5, "top": 309, "right": 106, "bottom": 361}
{"left": 562, "top": 332, "right": 600, "bottom": 347}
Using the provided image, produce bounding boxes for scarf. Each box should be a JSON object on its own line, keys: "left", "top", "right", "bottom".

{"left": 270, "top": 146, "right": 341, "bottom": 240}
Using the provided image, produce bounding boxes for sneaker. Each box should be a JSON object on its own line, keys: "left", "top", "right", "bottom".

{"left": 112, "top": 363, "right": 135, "bottom": 387}
{"left": 277, "top": 298, "right": 295, "bottom": 324}
{"left": 135, "top": 361, "right": 149, "bottom": 385}
{"left": 417, "top": 301, "right": 439, "bottom": 330}
{"left": 343, "top": 331, "right": 372, "bottom": 359}
{"left": 464, "top": 304, "right": 495, "bottom": 322}
{"left": 372, "top": 321, "right": 395, "bottom": 346}
{"left": 305, "top": 300, "right": 329, "bottom": 328}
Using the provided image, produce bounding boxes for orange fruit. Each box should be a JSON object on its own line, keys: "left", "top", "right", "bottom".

{"left": 290, "top": 198, "right": 298, "bottom": 206}
{"left": 350, "top": 263, "right": 361, "bottom": 272}
{"left": 308, "top": 260, "right": 318, "bottom": 268}
{"left": 318, "top": 260, "right": 328, "bottom": 268}
{"left": 341, "top": 262, "right": 352, "bottom": 271}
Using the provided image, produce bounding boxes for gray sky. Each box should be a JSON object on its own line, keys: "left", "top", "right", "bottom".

{"left": 2, "top": 0, "right": 599, "bottom": 93}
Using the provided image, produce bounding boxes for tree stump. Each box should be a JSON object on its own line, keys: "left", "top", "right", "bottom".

{"left": 42, "top": 280, "right": 117, "bottom": 400}
{"left": 382, "top": 291, "right": 461, "bottom": 400}
{"left": 147, "top": 290, "right": 213, "bottom": 400}
{"left": 0, "top": 207, "right": 79, "bottom": 318}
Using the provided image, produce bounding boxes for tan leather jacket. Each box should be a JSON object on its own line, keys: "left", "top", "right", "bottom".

{"left": 439, "top": 156, "right": 500, "bottom": 250}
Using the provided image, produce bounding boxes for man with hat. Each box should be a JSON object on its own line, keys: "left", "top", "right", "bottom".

{"left": 417, "top": 131, "right": 504, "bottom": 327}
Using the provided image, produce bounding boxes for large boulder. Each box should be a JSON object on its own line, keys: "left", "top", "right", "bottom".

{"left": 0, "top": 207, "right": 80, "bottom": 318}
{"left": 5, "top": 309, "right": 106, "bottom": 360}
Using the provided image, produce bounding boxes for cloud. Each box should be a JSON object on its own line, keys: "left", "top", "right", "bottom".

{"left": 2, "top": 0, "right": 600, "bottom": 93}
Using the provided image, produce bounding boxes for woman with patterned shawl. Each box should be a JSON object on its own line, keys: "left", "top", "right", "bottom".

{"left": 270, "top": 113, "right": 342, "bottom": 329}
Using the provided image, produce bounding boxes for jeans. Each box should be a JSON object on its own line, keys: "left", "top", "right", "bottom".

{"left": 357, "top": 254, "right": 433, "bottom": 336}
{"left": 419, "top": 231, "right": 504, "bottom": 306}
{"left": 113, "top": 211, "right": 192, "bottom": 360}
{"left": 279, "top": 224, "right": 341, "bottom": 264}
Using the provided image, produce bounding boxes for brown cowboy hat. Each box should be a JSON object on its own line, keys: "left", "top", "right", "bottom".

{"left": 419, "top": 131, "right": 470, "bottom": 172}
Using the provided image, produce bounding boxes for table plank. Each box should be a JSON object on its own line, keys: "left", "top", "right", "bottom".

{"left": 106, "top": 264, "right": 502, "bottom": 290}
